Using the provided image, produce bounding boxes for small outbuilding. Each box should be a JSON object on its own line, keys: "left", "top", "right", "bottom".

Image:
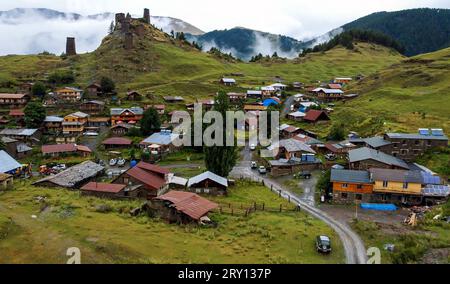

{"left": 187, "top": 171, "right": 228, "bottom": 195}
{"left": 102, "top": 137, "right": 133, "bottom": 149}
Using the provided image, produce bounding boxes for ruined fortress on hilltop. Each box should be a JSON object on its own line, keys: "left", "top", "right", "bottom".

{"left": 65, "top": 8, "right": 152, "bottom": 55}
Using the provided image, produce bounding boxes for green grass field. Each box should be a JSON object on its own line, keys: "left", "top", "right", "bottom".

{"left": 0, "top": 180, "right": 344, "bottom": 264}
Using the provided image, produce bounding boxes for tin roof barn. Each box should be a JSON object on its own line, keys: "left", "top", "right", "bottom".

{"left": 34, "top": 161, "right": 104, "bottom": 189}
{"left": 0, "top": 150, "right": 22, "bottom": 174}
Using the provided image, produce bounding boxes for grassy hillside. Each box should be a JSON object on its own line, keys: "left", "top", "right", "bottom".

{"left": 0, "top": 180, "right": 344, "bottom": 264}
{"left": 330, "top": 47, "right": 450, "bottom": 136}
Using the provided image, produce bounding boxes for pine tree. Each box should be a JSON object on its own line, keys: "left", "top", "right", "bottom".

{"left": 203, "top": 91, "right": 238, "bottom": 177}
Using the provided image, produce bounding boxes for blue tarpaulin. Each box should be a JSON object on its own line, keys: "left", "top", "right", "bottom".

{"left": 360, "top": 203, "right": 397, "bottom": 211}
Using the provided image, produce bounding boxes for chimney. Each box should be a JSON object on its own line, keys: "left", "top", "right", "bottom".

{"left": 143, "top": 8, "right": 150, "bottom": 24}
{"left": 66, "top": 37, "right": 76, "bottom": 56}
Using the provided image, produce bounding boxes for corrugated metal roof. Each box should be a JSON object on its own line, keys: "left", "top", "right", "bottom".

{"left": 141, "top": 132, "right": 178, "bottom": 146}
{"left": 126, "top": 166, "right": 166, "bottom": 190}
{"left": 369, "top": 168, "right": 423, "bottom": 183}
{"left": 330, "top": 169, "right": 371, "bottom": 184}
{"left": 363, "top": 136, "right": 392, "bottom": 148}
{"left": 348, "top": 147, "right": 409, "bottom": 169}
{"left": 279, "top": 139, "right": 316, "bottom": 154}
{"left": 187, "top": 171, "right": 228, "bottom": 188}
{"left": 155, "top": 191, "right": 218, "bottom": 220}
{"left": 102, "top": 137, "right": 132, "bottom": 145}
{"left": 44, "top": 116, "right": 64, "bottom": 122}
{"left": 0, "top": 128, "right": 38, "bottom": 136}
{"left": 386, "top": 132, "right": 448, "bottom": 141}
{"left": 0, "top": 150, "right": 22, "bottom": 173}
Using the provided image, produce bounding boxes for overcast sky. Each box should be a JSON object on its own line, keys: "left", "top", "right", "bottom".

{"left": 2, "top": 0, "right": 450, "bottom": 39}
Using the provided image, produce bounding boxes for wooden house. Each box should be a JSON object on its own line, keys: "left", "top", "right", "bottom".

{"left": 80, "top": 100, "right": 105, "bottom": 115}
{"left": 220, "top": 78, "right": 236, "bottom": 86}
{"left": 102, "top": 137, "right": 132, "bottom": 149}
{"left": 55, "top": 87, "right": 83, "bottom": 103}
{"left": 110, "top": 123, "right": 135, "bottom": 136}
{"left": 330, "top": 169, "right": 373, "bottom": 204}
{"left": 86, "top": 83, "right": 102, "bottom": 97}
{"left": 126, "top": 91, "right": 142, "bottom": 101}
{"left": 348, "top": 147, "right": 410, "bottom": 171}
{"left": 187, "top": 171, "right": 228, "bottom": 196}
{"left": 110, "top": 107, "right": 144, "bottom": 126}
{"left": 81, "top": 182, "right": 146, "bottom": 199}
{"left": 63, "top": 112, "right": 89, "bottom": 135}
{"left": 303, "top": 110, "right": 330, "bottom": 123}
{"left": 43, "top": 116, "right": 63, "bottom": 134}
{"left": 0, "top": 93, "right": 30, "bottom": 109}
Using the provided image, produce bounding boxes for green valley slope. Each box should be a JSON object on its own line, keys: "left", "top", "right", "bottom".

{"left": 331, "top": 47, "right": 450, "bottom": 135}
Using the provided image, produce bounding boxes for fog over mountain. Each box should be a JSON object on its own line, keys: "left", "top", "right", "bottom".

{"left": 0, "top": 8, "right": 204, "bottom": 55}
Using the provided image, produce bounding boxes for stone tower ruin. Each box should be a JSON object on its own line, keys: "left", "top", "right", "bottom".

{"left": 66, "top": 37, "right": 76, "bottom": 56}
{"left": 144, "top": 8, "right": 150, "bottom": 24}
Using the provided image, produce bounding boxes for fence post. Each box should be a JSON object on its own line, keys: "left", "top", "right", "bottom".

{"left": 254, "top": 202, "right": 257, "bottom": 211}
{"left": 263, "top": 203, "right": 265, "bottom": 211}
{"left": 279, "top": 190, "right": 281, "bottom": 197}
{"left": 280, "top": 204, "right": 282, "bottom": 212}
{"left": 271, "top": 184, "right": 273, "bottom": 191}
{"left": 231, "top": 208, "right": 234, "bottom": 216}
{"left": 288, "top": 195, "right": 291, "bottom": 203}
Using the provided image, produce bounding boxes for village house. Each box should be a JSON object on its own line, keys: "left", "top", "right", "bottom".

{"left": 261, "top": 86, "right": 276, "bottom": 97}
{"left": 269, "top": 83, "right": 287, "bottom": 91}
{"left": 334, "top": 77, "right": 353, "bottom": 84}
{"left": 227, "top": 92, "right": 247, "bottom": 102}
{"left": 102, "top": 137, "right": 133, "bottom": 149}
{"left": 272, "top": 139, "right": 317, "bottom": 160}
{"left": 34, "top": 161, "right": 105, "bottom": 189}
{"left": 330, "top": 169, "right": 374, "bottom": 204}
{"left": 369, "top": 168, "right": 424, "bottom": 205}
{"left": 147, "top": 191, "right": 218, "bottom": 224}
{"left": 126, "top": 90, "right": 142, "bottom": 101}
{"left": 243, "top": 104, "right": 266, "bottom": 112}
{"left": 110, "top": 107, "right": 144, "bottom": 126}
{"left": 164, "top": 96, "right": 184, "bottom": 103}
{"left": 110, "top": 123, "right": 135, "bottom": 136}
{"left": 113, "top": 162, "right": 171, "bottom": 198}
{"left": 0, "top": 150, "right": 22, "bottom": 175}
{"left": 0, "top": 115, "right": 9, "bottom": 127}
{"left": 63, "top": 112, "right": 89, "bottom": 135}
{"left": 196, "top": 99, "right": 215, "bottom": 110}
{"left": 0, "top": 93, "right": 30, "bottom": 109}
{"left": 287, "top": 111, "right": 306, "bottom": 122}
{"left": 279, "top": 124, "right": 304, "bottom": 139}
{"left": 140, "top": 130, "right": 180, "bottom": 154}
{"left": 298, "top": 102, "right": 319, "bottom": 112}
{"left": 268, "top": 153, "right": 322, "bottom": 177}
{"left": 18, "top": 82, "right": 34, "bottom": 95}
{"left": 41, "top": 143, "right": 92, "bottom": 157}
{"left": 8, "top": 109, "right": 25, "bottom": 124}
{"left": 187, "top": 171, "right": 229, "bottom": 196}
{"left": 348, "top": 147, "right": 410, "bottom": 171}
{"left": 86, "top": 83, "right": 102, "bottom": 98}
{"left": 1, "top": 137, "right": 19, "bottom": 158}
{"left": 43, "top": 116, "right": 64, "bottom": 134}
{"left": 0, "top": 173, "right": 13, "bottom": 191}
{"left": 292, "top": 82, "right": 303, "bottom": 89}
{"left": 246, "top": 90, "right": 262, "bottom": 99}
{"left": 328, "top": 83, "right": 342, "bottom": 89}
{"left": 15, "top": 143, "right": 33, "bottom": 159}
{"left": 80, "top": 100, "right": 105, "bottom": 115}
{"left": 220, "top": 78, "right": 236, "bottom": 86}
{"left": 81, "top": 182, "right": 146, "bottom": 199}
{"left": 312, "top": 88, "right": 344, "bottom": 101}
{"left": 325, "top": 141, "right": 357, "bottom": 156}
{"left": 55, "top": 87, "right": 83, "bottom": 103}
{"left": 87, "top": 117, "right": 110, "bottom": 128}
{"left": 0, "top": 128, "right": 41, "bottom": 144}
{"left": 303, "top": 110, "right": 330, "bottom": 123}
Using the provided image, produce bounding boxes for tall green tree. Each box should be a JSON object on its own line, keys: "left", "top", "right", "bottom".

{"left": 328, "top": 123, "right": 346, "bottom": 141}
{"left": 100, "top": 77, "right": 115, "bottom": 94}
{"left": 31, "top": 82, "right": 46, "bottom": 97}
{"left": 203, "top": 91, "right": 238, "bottom": 177}
{"left": 141, "top": 107, "right": 161, "bottom": 136}
{"left": 24, "top": 102, "right": 46, "bottom": 128}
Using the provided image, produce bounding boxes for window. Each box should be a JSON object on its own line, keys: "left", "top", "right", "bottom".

{"left": 383, "top": 181, "right": 389, "bottom": 187}
{"left": 402, "top": 140, "right": 407, "bottom": 146}
{"left": 427, "top": 140, "right": 432, "bottom": 146}
{"left": 393, "top": 143, "right": 398, "bottom": 149}
{"left": 204, "top": 189, "right": 210, "bottom": 194}
{"left": 403, "top": 182, "right": 409, "bottom": 189}
{"left": 341, "top": 193, "right": 348, "bottom": 199}
{"left": 415, "top": 140, "right": 420, "bottom": 145}
{"left": 342, "top": 183, "right": 348, "bottom": 188}
{"left": 401, "top": 150, "right": 408, "bottom": 155}
{"left": 357, "top": 184, "right": 363, "bottom": 189}
{"left": 355, "top": 194, "right": 362, "bottom": 201}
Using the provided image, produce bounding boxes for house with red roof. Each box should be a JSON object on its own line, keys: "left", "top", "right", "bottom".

{"left": 147, "top": 191, "right": 218, "bottom": 224}
{"left": 303, "top": 110, "right": 330, "bottom": 123}
{"left": 113, "top": 161, "right": 171, "bottom": 198}
{"left": 102, "top": 137, "right": 133, "bottom": 149}
{"left": 41, "top": 143, "right": 92, "bottom": 157}
{"left": 81, "top": 182, "right": 146, "bottom": 199}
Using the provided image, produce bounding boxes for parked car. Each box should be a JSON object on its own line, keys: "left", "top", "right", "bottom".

{"left": 316, "top": 235, "right": 332, "bottom": 253}
{"left": 250, "top": 144, "right": 256, "bottom": 151}
{"left": 109, "top": 158, "right": 117, "bottom": 166}
{"left": 258, "top": 166, "right": 267, "bottom": 175}
{"left": 117, "top": 158, "right": 126, "bottom": 167}
{"left": 325, "top": 154, "right": 337, "bottom": 161}
{"left": 251, "top": 161, "right": 257, "bottom": 169}
{"left": 295, "top": 171, "right": 312, "bottom": 179}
